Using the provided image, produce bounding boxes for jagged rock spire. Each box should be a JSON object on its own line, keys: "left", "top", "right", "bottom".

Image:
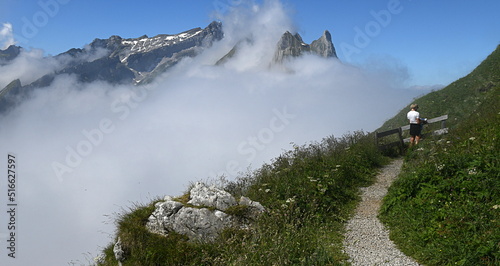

{"left": 273, "top": 30, "right": 337, "bottom": 63}
{"left": 311, "top": 30, "right": 337, "bottom": 58}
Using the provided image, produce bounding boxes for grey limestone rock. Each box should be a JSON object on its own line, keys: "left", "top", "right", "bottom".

{"left": 187, "top": 182, "right": 238, "bottom": 211}
{"left": 113, "top": 237, "right": 125, "bottom": 262}
{"left": 273, "top": 31, "right": 310, "bottom": 63}
{"left": 239, "top": 196, "right": 266, "bottom": 217}
{"left": 146, "top": 182, "right": 265, "bottom": 242}
{"left": 311, "top": 30, "right": 337, "bottom": 58}
{"left": 170, "top": 207, "right": 234, "bottom": 241}
{"left": 273, "top": 30, "right": 337, "bottom": 63}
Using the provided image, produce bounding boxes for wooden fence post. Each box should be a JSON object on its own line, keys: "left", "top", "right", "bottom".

{"left": 375, "top": 114, "right": 448, "bottom": 154}
{"left": 398, "top": 127, "right": 404, "bottom": 155}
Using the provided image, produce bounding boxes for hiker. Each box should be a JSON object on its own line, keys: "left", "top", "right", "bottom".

{"left": 407, "top": 104, "right": 421, "bottom": 147}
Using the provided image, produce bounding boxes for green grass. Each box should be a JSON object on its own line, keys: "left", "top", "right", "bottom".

{"left": 379, "top": 46, "right": 500, "bottom": 265}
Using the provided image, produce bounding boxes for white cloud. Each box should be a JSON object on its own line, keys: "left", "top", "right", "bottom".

{"left": 0, "top": 48, "right": 58, "bottom": 89}
{"left": 0, "top": 23, "right": 15, "bottom": 49}
{"left": 0, "top": 45, "right": 111, "bottom": 90}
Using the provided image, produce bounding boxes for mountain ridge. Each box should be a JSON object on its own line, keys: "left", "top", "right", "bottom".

{"left": 0, "top": 21, "right": 337, "bottom": 113}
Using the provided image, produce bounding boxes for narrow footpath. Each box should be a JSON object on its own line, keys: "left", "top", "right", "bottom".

{"left": 343, "top": 158, "right": 421, "bottom": 266}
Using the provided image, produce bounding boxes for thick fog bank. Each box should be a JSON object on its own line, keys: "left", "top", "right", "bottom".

{"left": 0, "top": 1, "right": 425, "bottom": 264}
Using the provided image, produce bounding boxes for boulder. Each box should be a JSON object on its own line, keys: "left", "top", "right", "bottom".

{"left": 146, "top": 182, "right": 265, "bottom": 242}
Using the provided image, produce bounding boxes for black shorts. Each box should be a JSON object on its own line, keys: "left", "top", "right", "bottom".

{"left": 409, "top": 124, "right": 422, "bottom": 137}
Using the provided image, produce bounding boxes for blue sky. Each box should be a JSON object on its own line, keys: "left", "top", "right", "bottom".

{"left": 1, "top": 0, "right": 499, "bottom": 86}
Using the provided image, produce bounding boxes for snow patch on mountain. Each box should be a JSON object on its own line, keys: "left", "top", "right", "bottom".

{"left": 120, "top": 28, "right": 204, "bottom": 63}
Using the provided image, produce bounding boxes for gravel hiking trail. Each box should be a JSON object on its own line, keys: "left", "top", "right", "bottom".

{"left": 343, "top": 158, "right": 421, "bottom": 266}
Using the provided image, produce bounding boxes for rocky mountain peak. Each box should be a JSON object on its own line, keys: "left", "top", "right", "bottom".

{"left": 0, "top": 22, "right": 224, "bottom": 113}
{"left": 311, "top": 30, "right": 337, "bottom": 58}
{"left": 273, "top": 30, "right": 337, "bottom": 63}
{"left": 0, "top": 22, "right": 338, "bottom": 114}
{"left": 0, "top": 45, "right": 22, "bottom": 65}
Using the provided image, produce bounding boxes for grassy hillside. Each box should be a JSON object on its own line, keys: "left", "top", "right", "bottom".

{"left": 380, "top": 45, "right": 500, "bottom": 265}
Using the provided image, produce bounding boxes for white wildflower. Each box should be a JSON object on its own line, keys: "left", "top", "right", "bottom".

{"left": 94, "top": 254, "right": 106, "bottom": 264}
{"left": 468, "top": 168, "right": 478, "bottom": 175}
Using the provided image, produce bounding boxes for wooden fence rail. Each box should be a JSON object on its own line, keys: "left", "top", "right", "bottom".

{"left": 375, "top": 114, "right": 449, "bottom": 154}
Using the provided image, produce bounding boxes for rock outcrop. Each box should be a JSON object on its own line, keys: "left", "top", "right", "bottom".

{"left": 216, "top": 30, "right": 337, "bottom": 66}
{"left": 146, "top": 182, "right": 265, "bottom": 242}
{"left": 273, "top": 31, "right": 309, "bottom": 63}
{"left": 113, "top": 237, "right": 125, "bottom": 263}
{"left": 311, "top": 30, "right": 337, "bottom": 58}
{"left": 0, "top": 45, "right": 21, "bottom": 65}
{"left": 273, "top": 30, "right": 337, "bottom": 63}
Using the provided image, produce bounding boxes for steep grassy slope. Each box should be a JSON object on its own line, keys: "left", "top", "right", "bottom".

{"left": 380, "top": 45, "right": 500, "bottom": 265}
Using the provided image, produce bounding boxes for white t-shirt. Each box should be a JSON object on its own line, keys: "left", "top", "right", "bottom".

{"left": 407, "top": 110, "right": 420, "bottom": 124}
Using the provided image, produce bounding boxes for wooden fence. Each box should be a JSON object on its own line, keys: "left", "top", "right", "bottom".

{"left": 375, "top": 114, "right": 449, "bottom": 154}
